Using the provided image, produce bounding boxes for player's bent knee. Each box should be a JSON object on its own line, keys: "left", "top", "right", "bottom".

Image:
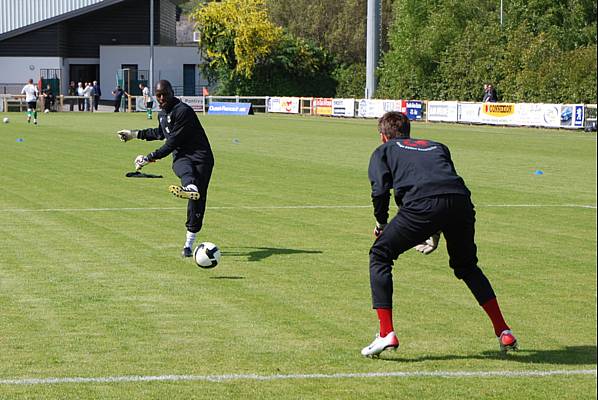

{"left": 452, "top": 264, "right": 481, "bottom": 280}
{"left": 369, "top": 246, "right": 394, "bottom": 266}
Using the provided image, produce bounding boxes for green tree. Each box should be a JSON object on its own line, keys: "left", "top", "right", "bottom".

{"left": 266, "top": 0, "right": 395, "bottom": 98}
{"left": 191, "top": 0, "right": 336, "bottom": 96}
{"left": 191, "top": 0, "right": 282, "bottom": 79}
{"left": 379, "top": 0, "right": 596, "bottom": 102}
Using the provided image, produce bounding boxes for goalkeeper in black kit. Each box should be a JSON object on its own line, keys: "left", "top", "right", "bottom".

{"left": 361, "top": 111, "right": 517, "bottom": 357}
{"left": 117, "top": 80, "right": 214, "bottom": 258}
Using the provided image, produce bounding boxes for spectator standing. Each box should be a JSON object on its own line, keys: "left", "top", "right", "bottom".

{"left": 77, "top": 82, "right": 84, "bottom": 111}
{"left": 42, "top": 84, "right": 56, "bottom": 111}
{"left": 67, "top": 81, "right": 77, "bottom": 111}
{"left": 93, "top": 80, "right": 102, "bottom": 111}
{"left": 83, "top": 82, "right": 93, "bottom": 112}
{"left": 483, "top": 83, "right": 498, "bottom": 103}
{"left": 112, "top": 85, "right": 125, "bottom": 112}
{"left": 488, "top": 84, "right": 498, "bottom": 102}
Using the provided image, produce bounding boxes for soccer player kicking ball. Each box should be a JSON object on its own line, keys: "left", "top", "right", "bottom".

{"left": 361, "top": 111, "right": 517, "bottom": 357}
{"left": 117, "top": 80, "right": 214, "bottom": 258}
{"left": 21, "top": 79, "right": 39, "bottom": 125}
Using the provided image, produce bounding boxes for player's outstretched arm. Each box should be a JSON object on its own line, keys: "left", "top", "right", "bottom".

{"left": 414, "top": 232, "right": 441, "bottom": 255}
{"left": 117, "top": 129, "right": 139, "bottom": 142}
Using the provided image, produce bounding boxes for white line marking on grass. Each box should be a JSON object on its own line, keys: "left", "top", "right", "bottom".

{"left": 0, "top": 204, "right": 595, "bottom": 213}
{"left": 1, "top": 369, "right": 595, "bottom": 385}
{"left": 484, "top": 204, "right": 597, "bottom": 209}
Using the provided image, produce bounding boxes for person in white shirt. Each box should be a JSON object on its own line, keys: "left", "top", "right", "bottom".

{"left": 77, "top": 82, "right": 84, "bottom": 111}
{"left": 21, "top": 79, "right": 39, "bottom": 124}
{"left": 83, "top": 82, "right": 93, "bottom": 112}
{"left": 139, "top": 82, "right": 153, "bottom": 119}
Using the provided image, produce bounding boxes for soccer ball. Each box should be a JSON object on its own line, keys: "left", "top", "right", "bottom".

{"left": 44, "top": 109, "right": 50, "bottom": 113}
{"left": 2, "top": 117, "right": 8, "bottom": 123}
{"left": 194, "top": 242, "right": 221, "bottom": 269}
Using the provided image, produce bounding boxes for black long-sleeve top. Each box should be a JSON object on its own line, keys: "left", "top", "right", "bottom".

{"left": 137, "top": 97, "right": 214, "bottom": 165}
{"left": 368, "top": 138, "right": 471, "bottom": 224}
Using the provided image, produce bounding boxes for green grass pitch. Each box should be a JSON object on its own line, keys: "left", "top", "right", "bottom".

{"left": 0, "top": 111, "right": 595, "bottom": 399}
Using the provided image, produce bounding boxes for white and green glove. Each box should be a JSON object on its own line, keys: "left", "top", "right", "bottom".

{"left": 414, "top": 232, "right": 441, "bottom": 255}
{"left": 117, "top": 129, "right": 138, "bottom": 142}
{"left": 134, "top": 155, "right": 150, "bottom": 170}
{"left": 374, "top": 222, "right": 387, "bottom": 238}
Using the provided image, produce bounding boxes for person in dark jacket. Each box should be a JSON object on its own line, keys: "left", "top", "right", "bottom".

{"left": 361, "top": 111, "right": 517, "bottom": 357}
{"left": 117, "top": 80, "right": 214, "bottom": 258}
{"left": 92, "top": 81, "right": 102, "bottom": 111}
{"left": 112, "top": 86, "right": 125, "bottom": 112}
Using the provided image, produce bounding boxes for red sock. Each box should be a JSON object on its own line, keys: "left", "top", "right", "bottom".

{"left": 481, "top": 298, "right": 510, "bottom": 336}
{"left": 376, "top": 308, "right": 394, "bottom": 337}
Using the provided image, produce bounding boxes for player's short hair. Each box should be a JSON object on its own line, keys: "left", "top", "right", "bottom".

{"left": 28, "top": 79, "right": 33, "bottom": 84}
{"left": 378, "top": 111, "right": 410, "bottom": 139}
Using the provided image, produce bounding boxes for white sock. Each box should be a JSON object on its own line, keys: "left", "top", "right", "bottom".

{"left": 184, "top": 231, "right": 196, "bottom": 249}
{"left": 184, "top": 183, "right": 198, "bottom": 192}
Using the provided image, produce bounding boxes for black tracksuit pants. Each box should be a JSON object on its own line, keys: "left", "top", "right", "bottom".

{"left": 369, "top": 194, "right": 496, "bottom": 308}
{"left": 172, "top": 157, "right": 213, "bottom": 233}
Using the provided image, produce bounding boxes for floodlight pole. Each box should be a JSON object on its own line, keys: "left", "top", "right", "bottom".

{"left": 365, "top": 0, "right": 381, "bottom": 99}
{"left": 500, "top": 0, "right": 503, "bottom": 27}
{"left": 149, "top": 0, "right": 154, "bottom": 95}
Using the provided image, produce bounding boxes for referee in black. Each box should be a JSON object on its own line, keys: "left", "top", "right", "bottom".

{"left": 361, "top": 111, "right": 517, "bottom": 357}
{"left": 117, "top": 80, "right": 214, "bottom": 258}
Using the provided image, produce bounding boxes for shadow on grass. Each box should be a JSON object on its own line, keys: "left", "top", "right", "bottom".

{"left": 222, "top": 247, "right": 323, "bottom": 262}
{"left": 209, "top": 276, "right": 245, "bottom": 280}
{"left": 381, "top": 345, "right": 597, "bottom": 365}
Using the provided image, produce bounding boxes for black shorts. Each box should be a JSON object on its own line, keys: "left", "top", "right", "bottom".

{"left": 27, "top": 101, "right": 37, "bottom": 109}
{"left": 146, "top": 101, "right": 154, "bottom": 109}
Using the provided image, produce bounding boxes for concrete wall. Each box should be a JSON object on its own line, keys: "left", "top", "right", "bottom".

{"left": 0, "top": 56, "right": 62, "bottom": 83}
{"left": 99, "top": 45, "right": 206, "bottom": 100}
{"left": 0, "top": 46, "right": 207, "bottom": 97}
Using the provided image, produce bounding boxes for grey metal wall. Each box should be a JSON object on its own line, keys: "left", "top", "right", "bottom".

{"left": 0, "top": 0, "right": 178, "bottom": 58}
{"left": 0, "top": 0, "right": 106, "bottom": 35}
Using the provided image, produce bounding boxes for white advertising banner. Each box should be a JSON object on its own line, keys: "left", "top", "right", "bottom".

{"left": 458, "top": 102, "right": 483, "bottom": 123}
{"left": 267, "top": 97, "right": 300, "bottom": 114}
{"left": 331, "top": 98, "right": 355, "bottom": 117}
{"left": 357, "top": 99, "right": 402, "bottom": 118}
{"left": 427, "top": 101, "right": 458, "bottom": 122}
{"left": 180, "top": 96, "right": 206, "bottom": 112}
{"left": 134, "top": 96, "right": 159, "bottom": 111}
{"left": 511, "top": 103, "right": 561, "bottom": 128}
{"left": 458, "top": 102, "right": 562, "bottom": 128}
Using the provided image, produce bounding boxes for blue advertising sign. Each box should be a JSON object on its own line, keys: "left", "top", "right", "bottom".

{"left": 560, "top": 104, "right": 584, "bottom": 128}
{"left": 208, "top": 102, "right": 252, "bottom": 115}
{"left": 404, "top": 100, "right": 423, "bottom": 120}
{"left": 574, "top": 105, "right": 584, "bottom": 127}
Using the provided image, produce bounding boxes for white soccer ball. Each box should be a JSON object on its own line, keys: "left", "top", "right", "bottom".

{"left": 194, "top": 242, "right": 221, "bottom": 269}
{"left": 2, "top": 117, "right": 8, "bottom": 123}
{"left": 44, "top": 109, "right": 50, "bottom": 113}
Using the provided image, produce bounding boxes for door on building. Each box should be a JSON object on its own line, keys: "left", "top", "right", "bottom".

{"left": 70, "top": 64, "right": 99, "bottom": 85}
{"left": 121, "top": 64, "right": 139, "bottom": 95}
{"left": 183, "top": 64, "right": 196, "bottom": 96}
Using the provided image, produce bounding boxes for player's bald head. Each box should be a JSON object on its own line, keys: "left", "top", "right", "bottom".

{"left": 155, "top": 80, "right": 175, "bottom": 108}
